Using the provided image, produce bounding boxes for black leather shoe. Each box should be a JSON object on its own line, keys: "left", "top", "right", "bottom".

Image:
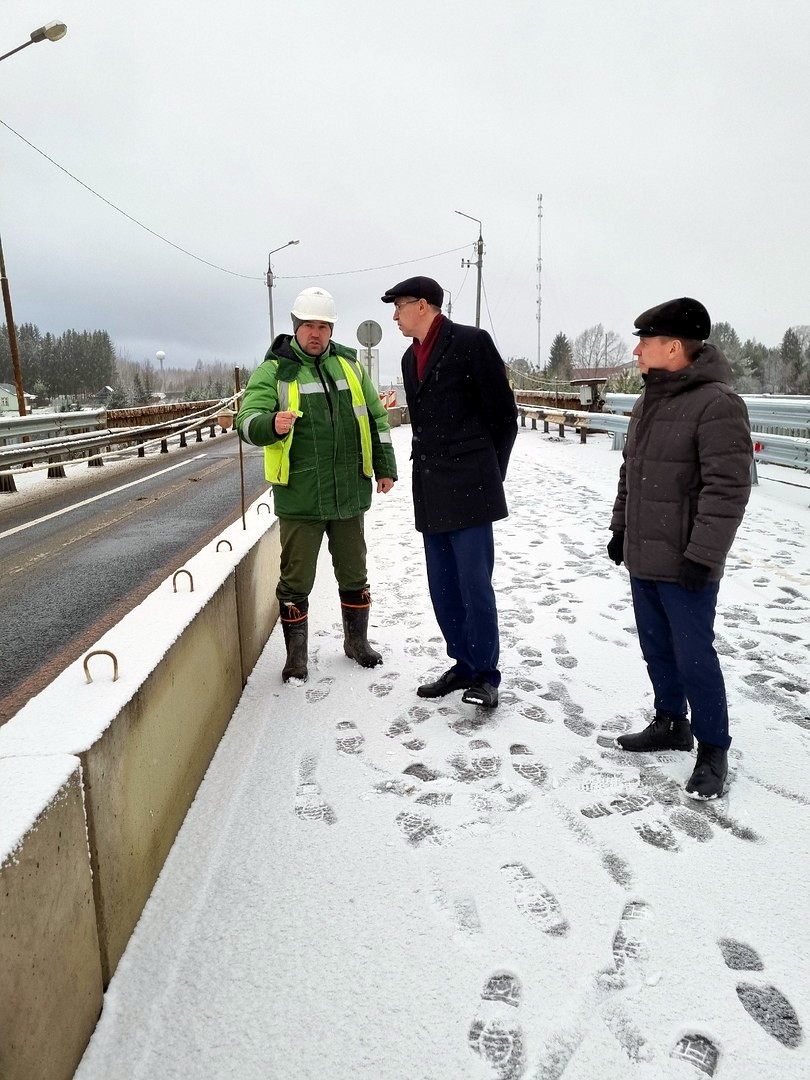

{"left": 417, "top": 669, "right": 473, "bottom": 698}
{"left": 685, "top": 743, "right": 728, "bottom": 800}
{"left": 615, "top": 713, "right": 693, "bottom": 752}
{"left": 461, "top": 679, "right": 499, "bottom": 708}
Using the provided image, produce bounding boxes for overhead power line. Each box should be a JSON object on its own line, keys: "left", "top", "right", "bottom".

{"left": 279, "top": 245, "right": 470, "bottom": 280}
{"left": 0, "top": 117, "right": 470, "bottom": 283}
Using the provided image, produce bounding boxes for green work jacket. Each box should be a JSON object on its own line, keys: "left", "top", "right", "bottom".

{"left": 236, "top": 335, "right": 397, "bottom": 520}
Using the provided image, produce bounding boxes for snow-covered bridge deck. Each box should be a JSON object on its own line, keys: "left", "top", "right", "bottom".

{"left": 76, "top": 425, "right": 810, "bottom": 1080}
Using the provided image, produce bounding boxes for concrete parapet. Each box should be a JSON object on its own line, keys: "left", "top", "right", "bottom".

{"left": 234, "top": 514, "right": 281, "bottom": 681}
{"left": 0, "top": 505, "right": 281, "bottom": 1079}
{"left": 0, "top": 757, "right": 103, "bottom": 1080}
{"left": 82, "top": 577, "right": 244, "bottom": 982}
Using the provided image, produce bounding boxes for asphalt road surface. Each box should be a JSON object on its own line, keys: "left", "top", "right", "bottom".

{"left": 0, "top": 435, "right": 269, "bottom": 726}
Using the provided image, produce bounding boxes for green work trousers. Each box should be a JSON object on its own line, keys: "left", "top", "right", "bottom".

{"left": 277, "top": 516, "right": 369, "bottom": 604}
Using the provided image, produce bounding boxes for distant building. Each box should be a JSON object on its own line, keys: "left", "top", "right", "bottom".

{"left": 0, "top": 383, "right": 35, "bottom": 416}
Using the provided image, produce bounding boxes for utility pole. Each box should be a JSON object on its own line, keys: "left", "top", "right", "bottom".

{"left": 0, "top": 232, "right": 26, "bottom": 415}
{"left": 536, "top": 193, "right": 543, "bottom": 371}
{"left": 455, "top": 210, "right": 483, "bottom": 328}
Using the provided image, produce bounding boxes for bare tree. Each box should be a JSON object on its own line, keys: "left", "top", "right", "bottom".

{"left": 573, "top": 323, "right": 628, "bottom": 374}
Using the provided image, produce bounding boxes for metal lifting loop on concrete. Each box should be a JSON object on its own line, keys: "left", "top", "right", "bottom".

{"left": 172, "top": 569, "right": 195, "bottom": 592}
{"left": 256, "top": 502, "right": 272, "bottom": 515}
{"left": 83, "top": 649, "right": 120, "bottom": 684}
{"left": 216, "top": 539, "right": 233, "bottom": 552}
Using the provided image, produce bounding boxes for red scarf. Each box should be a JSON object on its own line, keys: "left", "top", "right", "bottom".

{"left": 411, "top": 314, "right": 445, "bottom": 382}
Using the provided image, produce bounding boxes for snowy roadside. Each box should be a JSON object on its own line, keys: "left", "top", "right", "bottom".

{"left": 75, "top": 425, "right": 810, "bottom": 1080}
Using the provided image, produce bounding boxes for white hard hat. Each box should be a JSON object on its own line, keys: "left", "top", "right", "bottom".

{"left": 291, "top": 287, "right": 337, "bottom": 324}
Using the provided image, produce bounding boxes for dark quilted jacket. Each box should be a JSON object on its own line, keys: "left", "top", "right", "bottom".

{"left": 610, "top": 344, "right": 752, "bottom": 581}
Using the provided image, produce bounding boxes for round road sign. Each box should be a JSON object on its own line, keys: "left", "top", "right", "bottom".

{"left": 356, "top": 320, "right": 382, "bottom": 348}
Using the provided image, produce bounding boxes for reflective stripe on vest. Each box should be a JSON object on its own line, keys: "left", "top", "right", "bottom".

{"left": 263, "top": 378, "right": 300, "bottom": 484}
{"left": 262, "top": 357, "right": 372, "bottom": 485}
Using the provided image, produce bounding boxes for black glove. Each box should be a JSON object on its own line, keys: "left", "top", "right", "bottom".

{"left": 606, "top": 532, "right": 625, "bottom": 565}
{"left": 678, "top": 558, "right": 712, "bottom": 591}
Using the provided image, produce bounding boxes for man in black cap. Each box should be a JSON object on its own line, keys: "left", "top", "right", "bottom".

{"left": 607, "top": 297, "right": 752, "bottom": 799}
{"left": 381, "top": 275, "right": 518, "bottom": 708}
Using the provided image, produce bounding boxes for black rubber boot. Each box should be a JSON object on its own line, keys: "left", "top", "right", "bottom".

{"left": 340, "top": 590, "right": 382, "bottom": 668}
{"left": 685, "top": 743, "right": 728, "bottom": 800}
{"left": 615, "top": 711, "right": 693, "bottom": 752}
{"left": 280, "top": 599, "right": 308, "bottom": 682}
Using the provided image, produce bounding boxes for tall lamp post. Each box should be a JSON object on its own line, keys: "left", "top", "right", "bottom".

{"left": 156, "top": 351, "right": 166, "bottom": 397}
{"left": 0, "top": 20, "right": 68, "bottom": 416}
{"left": 455, "top": 210, "right": 483, "bottom": 328}
{"left": 266, "top": 240, "right": 299, "bottom": 343}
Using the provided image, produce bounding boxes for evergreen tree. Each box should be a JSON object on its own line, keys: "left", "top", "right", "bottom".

{"left": 709, "top": 321, "right": 749, "bottom": 385}
{"left": 739, "top": 338, "right": 769, "bottom": 393}
{"left": 546, "top": 332, "right": 573, "bottom": 382}
{"left": 132, "top": 371, "right": 150, "bottom": 405}
{"left": 780, "top": 329, "right": 803, "bottom": 393}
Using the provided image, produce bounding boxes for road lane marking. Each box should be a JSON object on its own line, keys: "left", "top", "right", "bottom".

{"left": 0, "top": 454, "right": 208, "bottom": 541}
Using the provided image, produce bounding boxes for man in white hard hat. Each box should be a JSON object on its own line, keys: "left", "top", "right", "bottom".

{"left": 236, "top": 287, "right": 397, "bottom": 682}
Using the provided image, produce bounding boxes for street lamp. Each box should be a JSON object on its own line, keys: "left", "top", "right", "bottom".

{"left": 455, "top": 210, "right": 484, "bottom": 328}
{"left": 0, "top": 21, "right": 68, "bottom": 64}
{"left": 0, "top": 20, "right": 68, "bottom": 416}
{"left": 266, "top": 240, "right": 299, "bottom": 343}
{"left": 156, "top": 351, "right": 166, "bottom": 397}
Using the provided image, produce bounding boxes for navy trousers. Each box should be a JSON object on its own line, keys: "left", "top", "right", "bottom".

{"left": 630, "top": 577, "right": 730, "bottom": 748}
{"left": 423, "top": 523, "right": 500, "bottom": 687}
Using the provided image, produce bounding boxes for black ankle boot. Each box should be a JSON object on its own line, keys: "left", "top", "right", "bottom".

{"left": 340, "top": 590, "right": 382, "bottom": 668}
{"left": 685, "top": 743, "right": 728, "bottom": 800}
{"left": 615, "top": 711, "right": 693, "bottom": 752}
{"left": 280, "top": 600, "right": 308, "bottom": 682}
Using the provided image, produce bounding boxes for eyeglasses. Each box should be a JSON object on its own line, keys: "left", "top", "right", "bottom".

{"left": 393, "top": 298, "right": 420, "bottom": 311}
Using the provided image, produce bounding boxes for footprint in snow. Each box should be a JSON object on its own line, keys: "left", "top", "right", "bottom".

{"left": 500, "top": 862, "right": 568, "bottom": 936}
{"left": 597, "top": 899, "right": 652, "bottom": 992}
{"left": 510, "top": 744, "right": 548, "bottom": 787}
{"left": 305, "top": 677, "right": 334, "bottom": 704}
{"left": 335, "top": 720, "right": 364, "bottom": 755}
{"left": 718, "top": 938, "right": 803, "bottom": 1049}
{"left": 369, "top": 671, "right": 399, "bottom": 697}
{"left": 669, "top": 1034, "right": 720, "bottom": 1077}
{"left": 468, "top": 971, "right": 526, "bottom": 1079}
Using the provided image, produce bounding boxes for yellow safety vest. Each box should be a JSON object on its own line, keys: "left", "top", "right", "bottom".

{"left": 263, "top": 356, "right": 373, "bottom": 485}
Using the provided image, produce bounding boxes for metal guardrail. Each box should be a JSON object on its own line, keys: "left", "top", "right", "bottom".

{"left": 518, "top": 403, "right": 810, "bottom": 475}
{"left": 0, "top": 409, "right": 107, "bottom": 444}
{"left": 0, "top": 400, "right": 239, "bottom": 493}
{"left": 605, "top": 393, "right": 810, "bottom": 436}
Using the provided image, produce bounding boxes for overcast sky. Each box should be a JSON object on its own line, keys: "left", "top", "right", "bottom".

{"left": 3, "top": 0, "right": 809, "bottom": 381}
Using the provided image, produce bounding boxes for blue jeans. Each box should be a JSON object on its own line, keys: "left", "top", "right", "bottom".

{"left": 630, "top": 577, "right": 730, "bottom": 748}
{"left": 423, "top": 523, "right": 500, "bottom": 686}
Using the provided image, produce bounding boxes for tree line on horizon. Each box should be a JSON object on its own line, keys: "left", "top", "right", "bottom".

{"left": 0, "top": 323, "right": 249, "bottom": 409}
{"left": 3, "top": 319, "right": 810, "bottom": 410}
{"left": 508, "top": 321, "right": 810, "bottom": 395}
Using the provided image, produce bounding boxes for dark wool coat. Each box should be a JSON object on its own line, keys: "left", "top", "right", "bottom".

{"left": 402, "top": 319, "right": 518, "bottom": 534}
{"left": 610, "top": 344, "right": 752, "bottom": 581}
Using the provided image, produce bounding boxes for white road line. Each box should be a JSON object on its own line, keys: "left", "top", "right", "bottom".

{"left": 0, "top": 454, "right": 208, "bottom": 541}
